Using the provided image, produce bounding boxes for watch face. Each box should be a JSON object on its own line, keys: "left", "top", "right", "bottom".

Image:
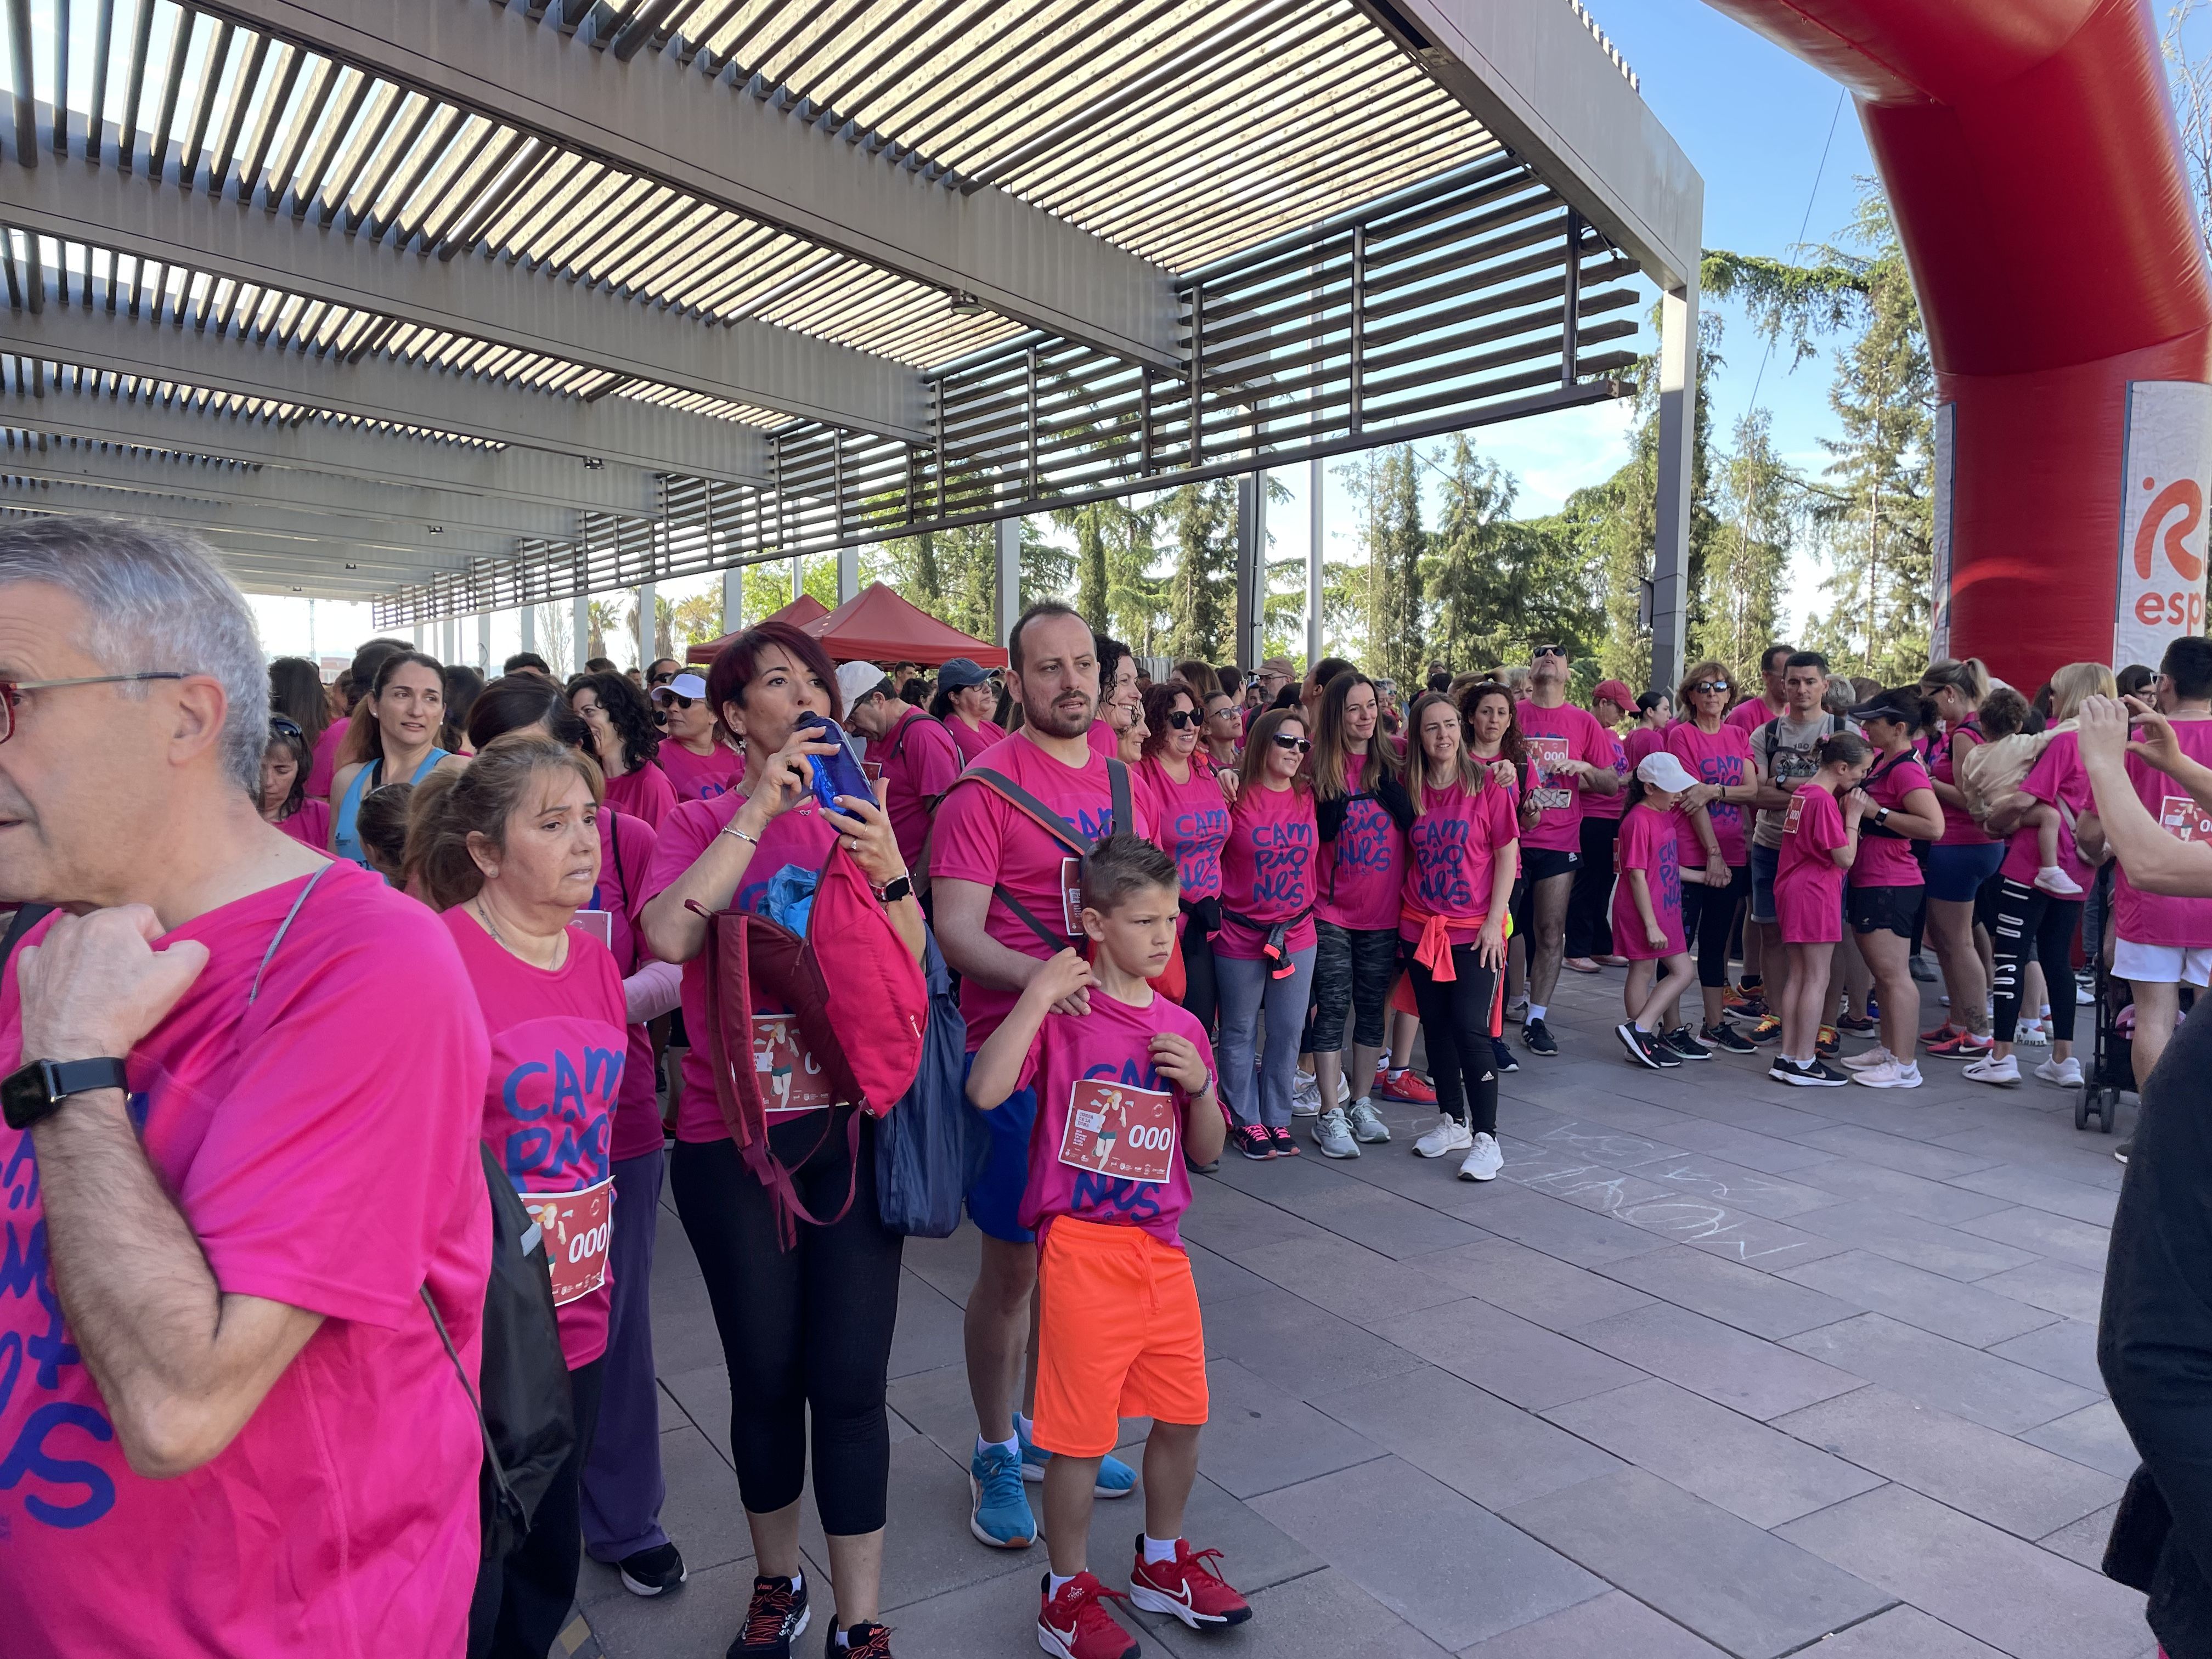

{"left": 2, "top": 1061, "right": 53, "bottom": 1132}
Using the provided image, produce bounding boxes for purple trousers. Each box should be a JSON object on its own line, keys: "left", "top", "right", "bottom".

{"left": 580, "top": 1147, "right": 672, "bottom": 1562}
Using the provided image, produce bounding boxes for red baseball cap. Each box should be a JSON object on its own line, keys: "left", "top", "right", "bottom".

{"left": 1593, "top": 679, "right": 1636, "bottom": 709}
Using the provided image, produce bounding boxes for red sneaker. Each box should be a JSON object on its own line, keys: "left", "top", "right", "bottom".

{"left": 1375, "top": 1069, "right": 1437, "bottom": 1105}
{"left": 1925, "top": 1030, "right": 1993, "bottom": 1060}
{"left": 1128, "top": 1538, "right": 1254, "bottom": 1632}
{"left": 1038, "top": 1572, "right": 1138, "bottom": 1659}
{"left": 1921, "top": 1020, "right": 1961, "bottom": 1045}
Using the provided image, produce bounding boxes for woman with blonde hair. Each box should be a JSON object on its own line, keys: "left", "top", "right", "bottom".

{"left": 1918, "top": 657, "right": 2000, "bottom": 1059}
{"left": 1663, "top": 659, "right": 1762, "bottom": 1058}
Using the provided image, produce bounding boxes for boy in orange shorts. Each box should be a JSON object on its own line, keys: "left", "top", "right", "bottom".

{"left": 967, "top": 833, "right": 1249, "bottom": 1659}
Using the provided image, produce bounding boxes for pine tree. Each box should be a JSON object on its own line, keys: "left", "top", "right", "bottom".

{"left": 1164, "top": 478, "right": 1234, "bottom": 659}
{"left": 1364, "top": 447, "right": 1425, "bottom": 689}
{"left": 1694, "top": 410, "right": 1796, "bottom": 676}
{"left": 1064, "top": 503, "right": 1109, "bottom": 629}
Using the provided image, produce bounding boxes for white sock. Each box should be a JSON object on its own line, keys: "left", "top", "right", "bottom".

{"left": 1018, "top": 1414, "right": 1035, "bottom": 1444}
{"left": 1375, "top": 1049, "right": 1391, "bottom": 1070}
{"left": 1388, "top": 1067, "right": 1408, "bottom": 1080}
{"left": 1048, "top": 1572, "right": 1077, "bottom": 1596}
{"left": 1143, "top": 1535, "right": 1180, "bottom": 1565}
{"left": 780, "top": 1570, "right": 803, "bottom": 1594}
{"left": 1526, "top": 1004, "right": 1547, "bottom": 1023}
{"left": 978, "top": 1433, "right": 1018, "bottom": 1460}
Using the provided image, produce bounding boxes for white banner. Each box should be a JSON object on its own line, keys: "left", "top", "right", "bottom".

{"left": 2115, "top": 381, "right": 2212, "bottom": 672}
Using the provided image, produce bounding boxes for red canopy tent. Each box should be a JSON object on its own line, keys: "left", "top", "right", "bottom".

{"left": 682, "top": 591, "right": 830, "bottom": 665}
{"left": 803, "top": 583, "right": 1006, "bottom": 668}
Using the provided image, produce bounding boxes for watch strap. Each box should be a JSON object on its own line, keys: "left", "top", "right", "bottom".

{"left": 3, "top": 1056, "right": 127, "bottom": 1132}
{"left": 47, "top": 1057, "right": 127, "bottom": 1099}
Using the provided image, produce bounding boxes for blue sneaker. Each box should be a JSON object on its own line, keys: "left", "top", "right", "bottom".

{"left": 1019, "top": 1422, "right": 1137, "bottom": 1498}
{"left": 968, "top": 1442, "right": 1037, "bottom": 1549}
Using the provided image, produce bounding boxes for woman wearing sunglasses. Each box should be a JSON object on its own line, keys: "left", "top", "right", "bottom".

{"left": 650, "top": 671, "right": 745, "bottom": 803}
{"left": 1214, "top": 707, "right": 1319, "bottom": 1160}
{"left": 1139, "top": 680, "right": 1231, "bottom": 1034}
{"left": 1663, "top": 662, "right": 1764, "bottom": 1059}
{"left": 260, "top": 716, "right": 331, "bottom": 851}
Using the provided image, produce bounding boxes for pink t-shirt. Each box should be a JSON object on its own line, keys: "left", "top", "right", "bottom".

{"left": 1401, "top": 777, "right": 1519, "bottom": 945}
{"left": 592, "top": 805, "right": 667, "bottom": 1163}
{"left": 304, "top": 717, "right": 347, "bottom": 799}
{"left": 1852, "top": 753, "right": 1934, "bottom": 888}
{"left": 1727, "top": 695, "right": 1785, "bottom": 737}
{"left": 275, "top": 797, "right": 331, "bottom": 852}
{"left": 657, "top": 737, "right": 745, "bottom": 805}
{"left": 1321, "top": 751, "right": 1409, "bottom": 932}
{"left": 0, "top": 866, "right": 489, "bottom": 1659}
{"left": 931, "top": 732, "right": 1151, "bottom": 1048}
{"left": 644, "top": 789, "right": 844, "bottom": 1140}
{"left": 1584, "top": 727, "right": 1632, "bottom": 821}
{"left": 1216, "top": 783, "right": 1319, "bottom": 960}
{"left": 1667, "top": 721, "right": 1754, "bottom": 866}
{"left": 1777, "top": 783, "right": 1848, "bottom": 944}
{"left": 1087, "top": 719, "right": 1118, "bottom": 758}
{"left": 445, "top": 910, "right": 625, "bottom": 1370}
{"left": 1012, "top": 987, "right": 1221, "bottom": 1247}
{"left": 1611, "top": 801, "right": 1685, "bottom": 960}
{"left": 1140, "top": 755, "right": 1231, "bottom": 903}
{"left": 605, "top": 760, "right": 677, "bottom": 829}
{"left": 1932, "top": 721, "right": 1995, "bottom": 845}
{"left": 2000, "top": 731, "right": 2094, "bottom": 891}
{"left": 943, "top": 712, "right": 1003, "bottom": 768}
{"left": 1516, "top": 700, "right": 1618, "bottom": 851}
{"left": 877, "top": 706, "right": 963, "bottom": 870}
{"left": 2115, "top": 716, "right": 2212, "bottom": 946}
{"left": 1623, "top": 725, "right": 1668, "bottom": 773}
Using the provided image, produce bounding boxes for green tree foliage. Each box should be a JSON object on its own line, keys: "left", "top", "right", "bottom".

{"left": 1164, "top": 478, "right": 1235, "bottom": 660}
{"left": 1427, "top": 434, "right": 1606, "bottom": 673}
{"left": 1695, "top": 409, "right": 1797, "bottom": 677}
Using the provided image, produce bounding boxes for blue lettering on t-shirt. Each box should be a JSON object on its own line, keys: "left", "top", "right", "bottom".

{"left": 1170, "top": 805, "right": 1228, "bottom": 892}
{"left": 500, "top": 1043, "right": 623, "bottom": 1186}
{"left": 1411, "top": 815, "right": 1476, "bottom": 910}
{"left": 1248, "top": 819, "right": 1313, "bottom": 906}
{"left": 1698, "top": 753, "right": 1748, "bottom": 834}
{"left": 1655, "top": 836, "right": 1682, "bottom": 923}
{"left": 1335, "top": 798, "right": 1396, "bottom": 876}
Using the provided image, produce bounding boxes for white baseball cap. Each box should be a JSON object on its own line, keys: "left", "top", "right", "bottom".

{"left": 835, "top": 661, "right": 889, "bottom": 710}
{"left": 1636, "top": 751, "right": 1698, "bottom": 792}
{"left": 650, "top": 672, "right": 707, "bottom": 704}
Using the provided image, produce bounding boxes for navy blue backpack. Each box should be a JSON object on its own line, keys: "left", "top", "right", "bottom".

{"left": 873, "top": 932, "right": 984, "bottom": 1237}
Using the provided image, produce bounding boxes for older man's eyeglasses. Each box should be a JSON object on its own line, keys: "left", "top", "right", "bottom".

{"left": 0, "top": 673, "right": 188, "bottom": 744}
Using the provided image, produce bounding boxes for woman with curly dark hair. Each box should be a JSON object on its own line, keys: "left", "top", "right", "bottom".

{"left": 571, "top": 669, "right": 676, "bottom": 827}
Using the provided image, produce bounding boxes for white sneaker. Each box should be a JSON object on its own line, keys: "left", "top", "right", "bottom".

{"left": 2034, "top": 865, "right": 2085, "bottom": 897}
{"left": 1311, "top": 1106, "right": 1359, "bottom": 1159}
{"left": 1413, "top": 1115, "right": 1474, "bottom": 1159}
{"left": 1840, "top": 1045, "right": 1894, "bottom": 1071}
{"left": 2035, "top": 1056, "right": 2084, "bottom": 1088}
{"left": 1962, "top": 1053, "right": 2021, "bottom": 1088}
{"left": 1290, "top": 1072, "right": 1322, "bottom": 1118}
{"left": 1458, "top": 1132, "right": 1504, "bottom": 1182}
{"left": 2076, "top": 978, "right": 2097, "bottom": 1005}
{"left": 1852, "top": 1057, "right": 1923, "bottom": 1089}
{"left": 1346, "top": 1098, "right": 1392, "bottom": 1144}
{"left": 2017, "top": 1018, "right": 2049, "bottom": 1047}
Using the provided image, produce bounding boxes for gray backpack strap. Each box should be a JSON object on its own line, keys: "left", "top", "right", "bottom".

{"left": 249, "top": 861, "right": 338, "bottom": 1006}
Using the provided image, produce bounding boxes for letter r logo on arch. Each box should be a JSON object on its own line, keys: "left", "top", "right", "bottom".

{"left": 2136, "top": 476, "right": 2206, "bottom": 582}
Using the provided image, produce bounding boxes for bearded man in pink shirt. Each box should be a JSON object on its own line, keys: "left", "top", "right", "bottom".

{"left": 0, "top": 520, "right": 490, "bottom": 1659}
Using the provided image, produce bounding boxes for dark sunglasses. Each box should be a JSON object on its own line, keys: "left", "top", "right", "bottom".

{"left": 657, "top": 693, "right": 695, "bottom": 710}
{"left": 1163, "top": 709, "right": 1200, "bottom": 729}
{"left": 1272, "top": 733, "right": 1312, "bottom": 754}
{"left": 1533, "top": 645, "right": 1567, "bottom": 658}
{"left": 1691, "top": 680, "right": 1730, "bottom": 695}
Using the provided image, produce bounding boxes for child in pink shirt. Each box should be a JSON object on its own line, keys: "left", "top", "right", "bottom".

{"left": 1771, "top": 732, "right": 1872, "bottom": 1086}
{"left": 1612, "top": 752, "right": 1698, "bottom": 1070}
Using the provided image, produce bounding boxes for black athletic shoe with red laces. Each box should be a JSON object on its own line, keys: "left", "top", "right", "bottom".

{"left": 729, "top": 1574, "right": 809, "bottom": 1658}
{"left": 825, "top": 1618, "right": 893, "bottom": 1657}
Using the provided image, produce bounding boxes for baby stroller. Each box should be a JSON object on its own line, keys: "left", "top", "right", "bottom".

{"left": 2076, "top": 957, "right": 2128, "bottom": 1134}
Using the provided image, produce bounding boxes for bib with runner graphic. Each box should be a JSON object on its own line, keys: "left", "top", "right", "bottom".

{"left": 1782, "top": 793, "right": 1808, "bottom": 837}
{"left": 1059, "top": 855, "right": 1085, "bottom": 935}
{"left": 2160, "top": 794, "right": 2212, "bottom": 843}
{"left": 525, "top": 1177, "right": 614, "bottom": 1306}
{"left": 1526, "top": 734, "right": 1573, "bottom": 810}
{"left": 754, "top": 1011, "right": 844, "bottom": 1115}
{"left": 1057, "top": 1077, "right": 1178, "bottom": 1185}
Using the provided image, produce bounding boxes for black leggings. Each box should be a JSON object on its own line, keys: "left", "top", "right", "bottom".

{"left": 470, "top": 1357, "right": 603, "bottom": 1659}
{"left": 1181, "top": 922, "right": 1219, "bottom": 1037}
{"left": 1990, "top": 878, "right": 2082, "bottom": 1044}
{"left": 670, "top": 1111, "right": 904, "bottom": 1535}
{"left": 1681, "top": 864, "right": 1750, "bottom": 990}
{"left": 1405, "top": 944, "right": 1500, "bottom": 1136}
{"left": 1566, "top": 815, "right": 1621, "bottom": 958}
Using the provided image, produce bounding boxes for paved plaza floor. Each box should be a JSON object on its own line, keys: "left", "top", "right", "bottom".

{"left": 569, "top": 967, "right": 2155, "bottom": 1658}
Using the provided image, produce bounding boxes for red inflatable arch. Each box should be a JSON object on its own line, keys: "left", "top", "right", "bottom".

{"left": 1702, "top": 0, "right": 2212, "bottom": 690}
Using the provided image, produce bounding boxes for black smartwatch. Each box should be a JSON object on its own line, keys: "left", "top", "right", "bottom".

{"left": 877, "top": 874, "right": 915, "bottom": 905}
{"left": 2, "top": 1057, "right": 128, "bottom": 1132}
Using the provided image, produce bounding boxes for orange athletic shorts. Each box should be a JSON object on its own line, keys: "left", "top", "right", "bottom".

{"left": 1031, "top": 1216, "right": 1209, "bottom": 1458}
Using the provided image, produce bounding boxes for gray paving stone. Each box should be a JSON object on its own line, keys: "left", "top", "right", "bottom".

{"left": 1990, "top": 1318, "right": 2107, "bottom": 1391}
{"left": 1143, "top": 1566, "right": 1453, "bottom": 1659}
{"left": 1543, "top": 1378, "right": 1883, "bottom": 1526}
{"left": 1956, "top": 1205, "right": 2114, "bottom": 1273}
{"left": 1231, "top": 1232, "right": 1467, "bottom": 1327}
{"left": 1782, "top": 1312, "right": 2101, "bottom": 1434}
{"left": 2041, "top": 1500, "right": 2123, "bottom": 1571}
{"left": 1977, "top": 1257, "right": 2110, "bottom": 1323}
{"left": 1444, "top": 1181, "right": 1674, "bottom": 1267}
{"left": 797, "top": 1434, "right": 1032, "bottom": 1613}
{"left": 1773, "top": 1386, "right": 2124, "bottom": 1538}
{"left": 1533, "top": 1090, "right": 1713, "bottom": 1144}
{"left": 1177, "top": 1180, "right": 1331, "bottom": 1255}
{"left": 580, "top": 1555, "right": 762, "bottom": 1659}
{"left": 1308, "top": 1364, "right": 1627, "bottom": 1512}
{"left": 865, "top": 1560, "right": 1056, "bottom": 1659}
{"left": 661, "top": 1363, "right": 732, "bottom": 1465}
{"left": 1295, "top": 1181, "right": 1494, "bottom": 1259}
{"left": 1788, "top": 1200, "right": 2042, "bottom": 1282}
{"left": 1184, "top": 1239, "right": 1274, "bottom": 1306}
{"left": 1204, "top": 1146, "right": 1353, "bottom": 1205}
{"left": 1791, "top": 1122, "right": 2003, "bottom": 1180}
{"left": 1775, "top": 1483, "right": 2149, "bottom": 1659}
{"left": 1599, "top": 1244, "right": 1859, "bottom": 1340}
{"left": 1409, "top": 1236, "right": 1657, "bottom": 1332}
{"left": 1455, "top": 1588, "right": 1727, "bottom": 1657}
{"left": 1775, "top": 1249, "right": 2061, "bottom": 1348}
{"left": 1662, "top": 1117, "right": 1843, "bottom": 1173}
{"left": 1199, "top": 1284, "right": 1427, "bottom": 1396}
{"left": 1572, "top": 1302, "right": 1864, "bottom": 1420}
{"left": 898, "top": 1224, "right": 980, "bottom": 1308}
{"left": 1368, "top": 1296, "right": 1647, "bottom": 1411}
{"left": 1784, "top": 1605, "right": 2007, "bottom": 1657}
{"left": 1629, "top": 1154, "right": 1849, "bottom": 1221}
{"left": 1517, "top": 1116, "right": 1694, "bottom": 1170}
{"left": 1250, "top": 1457, "right": 1605, "bottom": 1651}
{"left": 1778, "top": 1156, "right": 2013, "bottom": 1224}
{"left": 888, "top": 1273, "right": 970, "bottom": 1380}
{"left": 1947, "top": 1163, "right": 2121, "bottom": 1226}
{"left": 1605, "top": 1189, "right": 1852, "bottom": 1271}
{"left": 2021, "top": 1400, "right": 2142, "bottom": 1479}
{"left": 1184, "top": 1359, "right": 1387, "bottom": 1499}
{"left": 1502, "top": 1468, "right": 1892, "bottom": 1659}
{"left": 646, "top": 1266, "right": 729, "bottom": 1375}
{"left": 1496, "top": 1146, "right": 1677, "bottom": 1218}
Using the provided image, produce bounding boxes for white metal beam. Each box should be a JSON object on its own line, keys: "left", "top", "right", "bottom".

{"left": 3, "top": 160, "right": 929, "bottom": 441}
{"left": 0, "top": 377, "right": 659, "bottom": 513}
{"left": 0, "top": 475, "right": 504, "bottom": 563}
{"left": 0, "top": 305, "right": 774, "bottom": 484}
{"left": 196, "top": 0, "right": 1178, "bottom": 368}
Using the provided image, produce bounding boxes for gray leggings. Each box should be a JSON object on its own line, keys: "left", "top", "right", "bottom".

{"left": 1215, "top": 946, "right": 1319, "bottom": 1128}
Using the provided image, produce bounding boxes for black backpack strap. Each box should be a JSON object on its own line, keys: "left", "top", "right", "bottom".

{"left": 1107, "top": 758, "right": 1133, "bottom": 839}
{"left": 604, "top": 804, "right": 629, "bottom": 915}
{"left": 960, "top": 768, "right": 1093, "bottom": 859}
{"left": 1, "top": 903, "right": 54, "bottom": 970}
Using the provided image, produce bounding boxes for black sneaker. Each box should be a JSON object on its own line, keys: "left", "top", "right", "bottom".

{"left": 1490, "top": 1036, "right": 1519, "bottom": 1074}
{"left": 1269, "top": 1125, "right": 1301, "bottom": 1158}
{"left": 619, "top": 1541, "right": 688, "bottom": 1596}
{"left": 826, "top": 1620, "right": 893, "bottom": 1657}
{"left": 1522, "top": 1018, "right": 1559, "bottom": 1057}
{"left": 1769, "top": 1056, "right": 1847, "bottom": 1089}
{"left": 1701, "top": 1022, "right": 1758, "bottom": 1056}
{"left": 1616, "top": 1023, "right": 1664, "bottom": 1070}
{"left": 1235, "top": 1122, "right": 1275, "bottom": 1161}
{"left": 732, "top": 1574, "right": 809, "bottom": 1658}
{"left": 1661, "top": 1026, "right": 1711, "bottom": 1061}
{"left": 1909, "top": 955, "right": 1937, "bottom": 983}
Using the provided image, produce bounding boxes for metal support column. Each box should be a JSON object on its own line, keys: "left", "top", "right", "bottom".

{"left": 521, "top": 603, "right": 536, "bottom": 654}
{"left": 1650, "top": 278, "right": 1699, "bottom": 696}
{"left": 636, "top": 580, "right": 656, "bottom": 668}
{"left": 791, "top": 554, "right": 804, "bottom": 602}
{"left": 572, "top": 596, "right": 589, "bottom": 673}
{"left": 478, "top": 612, "right": 490, "bottom": 673}
{"left": 995, "top": 515, "right": 1022, "bottom": 646}
{"left": 836, "top": 544, "right": 859, "bottom": 603}
{"left": 723, "top": 566, "right": 743, "bottom": 634}
{"left": 413, "top": 624, "right": 423, "bottom": 648}
{"left": 1307, "top": 456, "right": 1324, "bottom": 667}
{"left": 1234, "top": 471, "right": 1265, "bottom": 672}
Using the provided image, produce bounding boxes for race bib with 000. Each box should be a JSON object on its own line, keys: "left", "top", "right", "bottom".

{"left": 1057, "top": 1077, "right": 1178, "bottom": 1186}
{"left": 524, "top": 1176, "right": 614, "bottom": 1306}
{"left": 1526, "top": 735, "right": 1573, "bottom": 811}
{"left": 2160, "top": 794, "right": 2212, "bottom": 843}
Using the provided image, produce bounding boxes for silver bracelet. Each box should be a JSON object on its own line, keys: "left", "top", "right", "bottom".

{"left": 720, "top": 824, "right": 760, "bottom": 848}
